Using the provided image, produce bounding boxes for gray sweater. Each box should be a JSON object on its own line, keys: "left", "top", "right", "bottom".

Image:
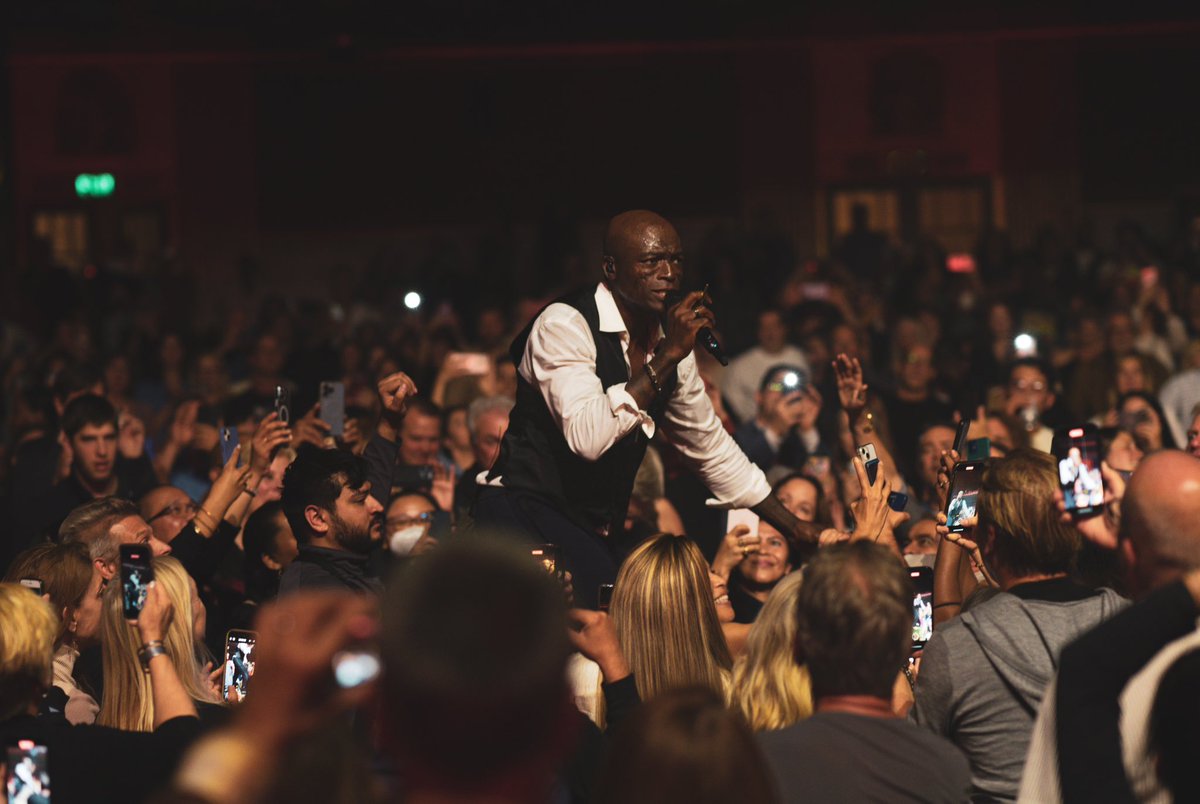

{"left": 912, "top": 579, "right": 1126, "bottom": 803}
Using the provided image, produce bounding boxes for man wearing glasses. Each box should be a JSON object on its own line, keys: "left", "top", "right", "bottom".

{"left": 1004, "top": 358, "right": 1057, "bottom": 453}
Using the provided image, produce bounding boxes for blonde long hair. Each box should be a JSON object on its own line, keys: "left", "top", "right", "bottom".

{"left": 98, "top": 557, "right": 219, "bottom": 731}
{"left": 610, "top": 534, "right": 732, "bottom": 703}
{"left": 730, "top": 572, "right": 813, "bottom": 730}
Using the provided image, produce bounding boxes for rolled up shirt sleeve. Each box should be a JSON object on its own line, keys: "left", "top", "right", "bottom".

{"left": 661, "top": 352, "right": 772, "bottom": 509}
{"left": 521, "top": 304, "right": 654, "bottom": 462}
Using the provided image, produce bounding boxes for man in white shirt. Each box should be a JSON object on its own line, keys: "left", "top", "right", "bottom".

{"left": 722, "top": 308, "right": 810, "bottom": 425}
{"left": 473, "top": 210, "right": 839, "bottom": 608}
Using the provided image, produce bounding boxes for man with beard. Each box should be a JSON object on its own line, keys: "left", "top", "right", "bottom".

{"left": 278, "top": 447, "right": 385, "bottom": 595}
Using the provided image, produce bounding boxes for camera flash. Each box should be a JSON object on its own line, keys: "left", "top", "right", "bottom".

{"left": 404, "top": 291, "right": 422, "bottom": 310}
{"left": 1013, "top": 333, "right": 1036, "bottom": 356}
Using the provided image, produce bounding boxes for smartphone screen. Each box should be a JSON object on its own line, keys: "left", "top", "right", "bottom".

{"left": 219, "top": 426, "right": 239, "bottom": 465}
{"left": 910, "top": 567, "right": 934, "bottom": 651}
{"left": 318, "top": 381, "right": 346, "bottom": 437}
{"left": 945, "top": 462, "right": 983, "bottom": 534}
{"left": 6, "top": 742, "right": 50, "bottom": 802}
{"left": 1053, "top": 425, "right": 1104, "bottom": 518}
{"left": 531, "top": 544, "right": 558, "bottom": 575}
{"left": 274, "top": 385, "right": 292, "bottom": 425}
{"left": 223, "top": 630, "right": 257, "bottom": 703}
{"left": 119, "top": 544, "right": 154, "bottom": 621}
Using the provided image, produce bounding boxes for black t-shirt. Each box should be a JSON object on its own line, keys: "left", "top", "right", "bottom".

{"left": 758, "top": 711, "right": 970, "bottom": 803}
{"left": 0, "top": 713, "right": 202, "bottom": 804}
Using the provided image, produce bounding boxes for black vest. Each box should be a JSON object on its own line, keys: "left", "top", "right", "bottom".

{"left": 488, "top": 286, "right": 677, "bottom": 536}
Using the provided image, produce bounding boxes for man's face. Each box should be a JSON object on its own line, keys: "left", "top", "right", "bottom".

{"left": 400, "top": 412, "right": 441, "bottom": 466}
{"left": 71, "top": 422, "right": 117, "bottom": 485}
{"left": 99, "top": 515, "right": 170, "bottom": 579}
{"left": 472, "top": 409, "right": 510, "bottom": 471}
{"left": 1187, "top": 413, "right": 1200, "bottom": 459}
{"left": 917, "top": 425, "right": 956, "bottom": 488}
{"left": 1006, "top": 365, "right": 1052, "bottom": 414}
{"left": 327, "top": 482, "right": 384, "bottom": 554}
{"left": 904, "top": 519, "right": 940, "bottom": 556}
{"left": 607, "top": 221, "right": 684, "bottom": 316}
{"left": 757, "top": 312, "right": 787, "bottom": 353}
{"left": 143, "top": 486, "right": 198, "bottom": 544}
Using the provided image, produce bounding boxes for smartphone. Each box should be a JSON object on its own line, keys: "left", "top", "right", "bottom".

{"left": 394, "top": 464, "right": 435, "bottom": 489}
{"left": 597, "top": 583, "right": 614, "bottom": 612}
{"left": 318, "top": 381, "right": 346, "bottom": 437}
{"left": 909, "top": 567, "right": 934, "bottom": 652}
{"left": 887, "top": 491, "right": 908, "bottom": 512}
{"left": 953, "top": 419, "right": 971, "bottom": 457}
{"left": 1053, "top": 424, "right": 1105, "bottom": 519}
{"left": 222, "top": 630, "right": 257, "bottom": 703}
{"left": 857, "top": 443, "right": 878, "bottom": 464}
{"left": 119, "top": 544, "right": 154, "bottom": 621}
{"left": 531, "top": 544, "right": 558, "bottom": 575}
{"left": 18, "top": 578, "right": 43, "bottom": 595}
{"left": 765, "top": 368, "right": 807, "bottom": 394}
{"left": 945, "top": 461, "right": 984, "bottom": 534}
{"left": 966, "top": 437, "right": 991, "bottom": 461}
{"left": 449, "top": 352, "right": 492, "bottom": 377}
{"left": 865, "top": 458, "right": 880, "bottom": 486}
{"left": 6, "top": 742, "right": 50, "bottom": 802}
{"left": 274, "top": 385, "right": 292, "bottom": 425}
{"left": 333, "top": 649, "right": 381, "bottom": 689}
{"left": 726, "top": 508, "right": 760, "bottom": 536}
{"left": 219, "top": 426, "right": 239, "bottom": 465}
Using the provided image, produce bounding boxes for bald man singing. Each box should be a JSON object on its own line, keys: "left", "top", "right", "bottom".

{"left": 473, "top": 210, "right": 833, "bottom": 608}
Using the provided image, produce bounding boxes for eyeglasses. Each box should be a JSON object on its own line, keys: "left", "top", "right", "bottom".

{"left": 386, "top": 512, "right": 434, "bottom": 529}
{"left": 1009, "top": 380, "right": 1046, "bottom": 392}
{"left": 148, "top": 501, "right": 199, "bottom": 523}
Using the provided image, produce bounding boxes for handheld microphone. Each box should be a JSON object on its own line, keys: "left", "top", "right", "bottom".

{"left": 664, "top": 290, "right": 729, "bottom": 366}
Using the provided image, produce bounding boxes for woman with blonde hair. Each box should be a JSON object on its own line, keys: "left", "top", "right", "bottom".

{"left": 610, "top": 533, "right": 732, "bottom": 702}
{"left": 98, "top": 557, "right": 221, "bottom": 731}
{"left": 730, "top": 571, "right": 813, "bottom": 731}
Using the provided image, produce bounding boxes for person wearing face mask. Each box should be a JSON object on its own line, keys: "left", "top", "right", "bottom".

{"left": 2, "top": 542, "right": 104, "bottom": 724}
{"left": 383, "top": 491, "right": 441, "bottom": 558}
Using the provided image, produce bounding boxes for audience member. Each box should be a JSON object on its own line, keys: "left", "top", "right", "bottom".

{"left": 730, "top": 572, "right": 812, "bottom": 731}
{"left": 757, "top": 541, "right": 970, "bottom": 802}
{"left": 733, "top": 364, "right": 826, "bottom": 472}
{"left": 722, "top": 308, "right": 811, "bottom": 425}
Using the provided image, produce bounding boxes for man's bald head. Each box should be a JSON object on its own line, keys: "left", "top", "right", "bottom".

{"left": 1121, "top": 450, "right": 1200, "bottom": 596}
{"left": 602, "top": 210, "right": 678, "bottom": 263}
{"left": 600, "top": 210, "right": 684, "bottom": 316}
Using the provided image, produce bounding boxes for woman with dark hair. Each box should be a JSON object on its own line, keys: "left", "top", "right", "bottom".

{"left": 1116, "top": 390, "right": 1176, "bottom": 452}
{"left": 596, "top": 686, "right": 777, "bottom": 804}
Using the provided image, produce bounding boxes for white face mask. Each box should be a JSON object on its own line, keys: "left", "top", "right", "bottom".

{"left": 389, "top": 526, "right": 426, "bottom": 557}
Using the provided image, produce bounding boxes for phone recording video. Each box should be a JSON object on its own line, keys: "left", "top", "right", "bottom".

{"left": 274, "top": 385, "right": 292, "bottom": 425}
{"left": 945, "top": 462, "right": 984, "bottom": 534}
{"left": 318, "top": 381, "right": 346, "bottom": 437}
{"left": 6, "top": 742, "right": 50, "bottom": 804}
{"left": 223, "top": 630, "right": 257, "bottom": 703}
{"left": 119, "top": 544, "right": 153, "bottom": 621}
{"left": 1053, "top": 425, "right": 1104, "bottom": 518}
{"left": 219, "top": 426, "right": 239, "bottom": 465}
{"left": 531, "top": 544, "right": 558, "bottom": 575}
{"left": 910, "top": 567, "right": 934, "bottom": 652}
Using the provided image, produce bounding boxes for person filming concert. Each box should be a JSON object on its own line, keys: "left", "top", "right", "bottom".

{"left": 473, "top": 209, "right": 841, "bottom": 608}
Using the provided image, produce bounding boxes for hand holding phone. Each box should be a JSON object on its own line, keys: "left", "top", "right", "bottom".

{"left": 909, "top": 567, "right": 934, "bottom": 651}
{"left": 944, "top": 462, "right": 984, "bottom": 533}
{"left": 220, "top": 426, "right": 240, "bottom": 465}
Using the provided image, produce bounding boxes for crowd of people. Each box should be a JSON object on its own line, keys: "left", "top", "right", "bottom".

{"left": 1, "top": 206, "right": 1200, "bottom": 803}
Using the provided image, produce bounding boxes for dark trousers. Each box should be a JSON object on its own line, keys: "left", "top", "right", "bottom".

{"left": 472, "top": 486, "right": 617, "bottom": 610}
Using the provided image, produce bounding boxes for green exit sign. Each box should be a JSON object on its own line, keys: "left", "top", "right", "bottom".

{"left": 75, "top": 173, "right": 115, "bottom": 198}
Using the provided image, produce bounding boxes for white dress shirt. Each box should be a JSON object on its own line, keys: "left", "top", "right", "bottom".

{"left": 486, "top": 282, "right": 772, "bottom": 511}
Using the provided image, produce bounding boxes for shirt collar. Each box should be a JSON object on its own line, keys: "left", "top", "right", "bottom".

{"left": 594, "top": 282, "right": 665, "bottom": 341}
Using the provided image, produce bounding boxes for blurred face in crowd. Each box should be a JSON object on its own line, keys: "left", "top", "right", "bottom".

{"left": 917, "top": 425, "right": 956, "bottom": 489}
{"left": 988, "top": 303, "right": 1013, "bottom": 339}
{"left": 104, "top": 355, "right": 132, "bottom": 398}
{"left": 160, "top": 334, "right": 185, "bottom": 370}
{"left": 445, "top": 409, "right": 471, "bottom": 453}
{"left": 898, "top": 345, "right": 935, "bottom": 395}
{"left": 709, "top": 571, "right": 734, "bottom": 624}
{"left": 1115, "top": 355, "right": 1147, "bottom": 395}
{"left": 757, "top": 311, "right": 787, "bottom": 353}
{"left": 1120, "top": 396, "right": 1163, "bottom": 451}
{"left": 252, "top": 334, "right": 286, "bottom": 378}
{"left": 1187, "top": 412, "right": 1200, "bottom": 459}
{"left": 904, "top": 519, "right": 940, "bottom": 556}
{"left": 604, "top": 214, "right": 684, "bottom": 316}
{"left": 1107, "top": 313, "right": 1135, "bottom": 356}
{"left": 831, "top": 324, "right": 860, "bottom": 360}
{"left": 1006, "top": 365, "right": 1053, "bottom": 415}
{"left": 143, "top": 486, "right": 199, "bottom": 544}
{"left": 1106, "top": 430, "right": 1144, "bottom": 473}
{"left": 400, "top": 410, "right": 441, "bottom": 466}
{"left": 472, "top": 408, "right": 510, "bottom": 471}
{"left": 1077, "top": 318, "right": 1105, "bottom": 353}
{"left": 256, "top": 453, "right": 292, "bottom": 503}
{"left": 327, "top": 480, "right": 383, "bottom": 554}
{"left": 71, "top": 422, "right": 117, "bottom": 486}
{"left": 739, "top": 523, "right": 791, "bottom": 587}
{"left": 776, "top": 476, "right": 818, "bottom": 522}
{"left": 195, "top": 353, "right": 228, "bottom": 398}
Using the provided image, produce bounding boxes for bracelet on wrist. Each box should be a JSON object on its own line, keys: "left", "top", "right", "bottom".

{"left": 643, "top": 361, "right": 664, "bottom": 397}
{"left": 138, "top": 640, "right": 168, "bottom": 671}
